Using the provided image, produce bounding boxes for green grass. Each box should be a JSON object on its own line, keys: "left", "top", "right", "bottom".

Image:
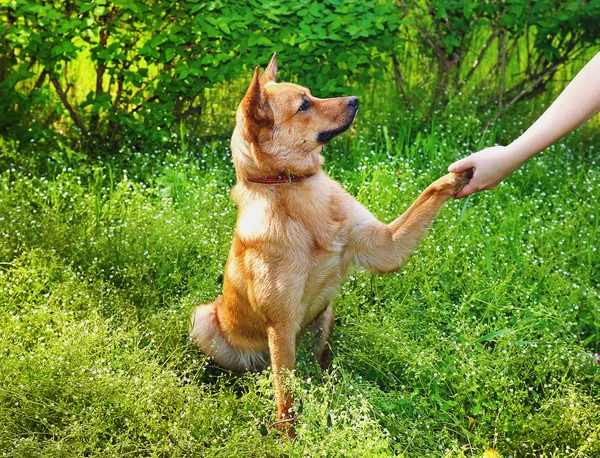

{"left": 0, "top": 101, "right": 599, "bottom": 457}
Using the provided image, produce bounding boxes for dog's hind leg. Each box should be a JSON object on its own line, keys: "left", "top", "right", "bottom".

{"left": 189, "top": 297, "right": 269, "bottom": 373}
{"left": 307, "top": 303, "right": 335, "bottom": 370}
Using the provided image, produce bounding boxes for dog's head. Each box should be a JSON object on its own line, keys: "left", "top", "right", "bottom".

{"left": 231, "top": 54, "right": 358, "bottom": 178}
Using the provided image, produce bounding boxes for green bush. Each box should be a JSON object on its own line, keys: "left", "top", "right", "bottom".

{"left": 1, "top": 0, "right": 598, "bottom": 150}
{"left": 0, "top": 0, "right": 399, "bottom": 150}
{"left": 394, "top": 0, "right": 600, "bottom": 115}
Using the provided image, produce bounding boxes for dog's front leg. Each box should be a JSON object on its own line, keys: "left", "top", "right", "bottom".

{"left": 266, "top": 323, "right": 297, "bottom": 437}
{"left": 348, "top": 170, "right": 472, "bottom": 273}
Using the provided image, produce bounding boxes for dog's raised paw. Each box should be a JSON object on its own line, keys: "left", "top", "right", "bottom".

{"left": 449, "top": 168, "right": 473, "bottom": 193}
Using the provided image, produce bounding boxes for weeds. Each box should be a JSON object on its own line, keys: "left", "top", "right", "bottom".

{"left": 0, "top": 102, "right": 599, "bottom": 457}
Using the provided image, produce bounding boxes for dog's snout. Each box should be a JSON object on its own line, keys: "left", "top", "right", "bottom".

{"left": 347, "top": 96, "right": 359, "bottom": 109}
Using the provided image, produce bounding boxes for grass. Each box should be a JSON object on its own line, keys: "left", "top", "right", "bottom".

{"left": 0, "top": 98, "right": 599, "bottom": 457}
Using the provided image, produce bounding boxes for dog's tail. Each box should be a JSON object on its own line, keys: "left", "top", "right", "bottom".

{"left": 188, "top": 297, "right": 269, "bottom": 372}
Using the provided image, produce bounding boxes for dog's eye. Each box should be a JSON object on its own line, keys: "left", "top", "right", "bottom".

{"left": 298, "top": 98, "right": 311, "bottom": 112}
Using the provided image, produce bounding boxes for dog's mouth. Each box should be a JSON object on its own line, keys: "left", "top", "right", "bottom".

{"left": 316, "top": 110, "right": 358, "bottom": 144}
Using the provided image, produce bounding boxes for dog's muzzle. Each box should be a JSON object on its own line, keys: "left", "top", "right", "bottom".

{"left": 316, "top": 97, "right": 359, "bottom": 143}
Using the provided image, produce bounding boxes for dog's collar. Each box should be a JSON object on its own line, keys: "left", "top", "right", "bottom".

{"left": 247, "top": 173, "right": 314, "bottom": 185}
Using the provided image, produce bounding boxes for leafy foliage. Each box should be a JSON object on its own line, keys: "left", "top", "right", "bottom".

{"left": 1, "top": 0, "right": 598, "bottom": 150}
{"left": 0, "top": 0, "right": 399, "bottom": 150}
{"left": 394, "top": 0, "right": 600, "bottom": 115}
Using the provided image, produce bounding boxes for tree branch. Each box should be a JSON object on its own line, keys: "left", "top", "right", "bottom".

{"left": 456, "top": 30, "right": 500, "bottom": 94}
{"left": 498, "top": 29, "right": 507, "bottom": 113}
{"left": 0, "top": 9, "right": 15, "bottom": 83}
{"left": 391, "top": 54, "right": 411, "bottom": 106}
{"left": 411, "top": 23, "right": 449, "bottom": 70}
{"left": 485, "top": 60, "right": 564, "bottom": 129}
{"left": 131, "top": 95, "right": 159, "bottom": 114}
{"left": 32, "top": 68, "right": 47, "bottom": 92}
{"left": 50, "top": 76, "right": 86, "bottom": 133}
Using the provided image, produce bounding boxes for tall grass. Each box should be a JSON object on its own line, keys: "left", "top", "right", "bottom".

{"left": 1, "top": 92, "right": 599, "bottom": 456}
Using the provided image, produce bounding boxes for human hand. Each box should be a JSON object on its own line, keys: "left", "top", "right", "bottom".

{"left": 447, "top": 146, "right": 524, "bottom": 199}
{"left": 448, "top": 54, "right": 600, "bottom": 200}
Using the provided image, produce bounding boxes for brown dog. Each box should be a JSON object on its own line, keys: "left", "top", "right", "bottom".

{"left": 189, "top": 54, "right": 471, "bottom": 436}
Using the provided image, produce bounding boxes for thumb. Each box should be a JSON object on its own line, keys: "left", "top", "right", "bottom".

{"left": 454, "top": 182, "right": 477, "bottom": 199}
{"left": 448, "top": 156, "right": 474, "bottom": 173}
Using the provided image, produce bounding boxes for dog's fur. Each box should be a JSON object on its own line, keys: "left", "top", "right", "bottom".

{"left": 189, "top": 54, "right": 471, "bottom": 436}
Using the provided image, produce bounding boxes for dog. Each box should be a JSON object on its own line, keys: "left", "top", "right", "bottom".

{"left": 189, "top": 54, "right": 472, "bottom": 437}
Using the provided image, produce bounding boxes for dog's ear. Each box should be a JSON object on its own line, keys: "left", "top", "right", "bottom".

{"left": 261, "top": 52, "right": 278, "bottom": 84}
{"left": 241, "top": 67, "right": 272, "bottom": 125}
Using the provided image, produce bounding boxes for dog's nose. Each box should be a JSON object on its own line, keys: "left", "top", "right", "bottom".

{"left": 347, "top": 96, "right": 359, "bottom": 109}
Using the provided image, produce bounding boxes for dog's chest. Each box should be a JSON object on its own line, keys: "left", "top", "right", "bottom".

{"left": 284, "top": 207, "right": 347, "bottom": 326}
{"left": 300, "top": 235, "right": 345, "bottom": 323}
{"left": 234, "top": 187, "right": 349, "bottom": 323}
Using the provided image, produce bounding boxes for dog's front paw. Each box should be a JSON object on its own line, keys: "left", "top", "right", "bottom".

{"left": 430, "top": 168, "right": 473, "bottom": 197}
{"left": 449, "top": 168, "right": 473, "bottom": 195}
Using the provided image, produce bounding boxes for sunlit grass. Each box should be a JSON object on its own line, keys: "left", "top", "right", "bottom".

{"left": 0, "top": 101, "right": 598, "bottom": 456}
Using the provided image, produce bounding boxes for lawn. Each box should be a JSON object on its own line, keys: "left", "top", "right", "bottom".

{"left": 0, "top": 102, "right": 599, "bottom": 457}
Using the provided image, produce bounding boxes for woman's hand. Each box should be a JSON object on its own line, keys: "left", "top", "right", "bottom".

{"left": 448, "top": 52, "right": 599, "bottom": 199}
{"left": 448, "top": 146, "right": 525, "bottom": 199}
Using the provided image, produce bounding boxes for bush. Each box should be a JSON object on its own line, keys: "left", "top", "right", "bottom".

{"left": 393, "top": 0, "right": 600, "bottom": 116}
{"left": 0, "top": 0, "right": 399, "bottom": 151}
{"left": 1, "top": 0, "right": 598, "bottom": 151}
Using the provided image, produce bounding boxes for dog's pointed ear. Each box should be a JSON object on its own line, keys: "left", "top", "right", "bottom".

{"left": 261, "top": 52, "right": 278, "bottom": 84}
{"left": 241, "top": 66, "right": 271, "bottom": 125}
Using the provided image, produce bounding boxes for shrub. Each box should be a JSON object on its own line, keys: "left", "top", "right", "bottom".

{"left": 393, "top": 0, "right": 600, "bottom": 116}
{"left": 0, "top": 0, "right": 399, "bottom": 151}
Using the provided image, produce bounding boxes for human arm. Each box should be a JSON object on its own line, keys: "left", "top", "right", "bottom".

{"left": 449, "top": 52, "right": 600, "bottom": 199}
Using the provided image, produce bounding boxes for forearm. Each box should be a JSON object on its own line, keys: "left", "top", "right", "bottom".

{"left": 448, "top": 53, "right": 600, "bottom": 199}
{"left": 349, "top": 172, "right": 469, "bottom": 273}
{"left": 508, "top": 52, "right": 600, "bottom": 163}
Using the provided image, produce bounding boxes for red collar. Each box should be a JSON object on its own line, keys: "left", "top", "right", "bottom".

{"left": 247, "top": 173, "right": 314, "bottom": 185}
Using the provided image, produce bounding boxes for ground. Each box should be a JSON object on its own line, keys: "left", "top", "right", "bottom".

{"left": 0, "top": 104, "right": 599, "bottom": 457}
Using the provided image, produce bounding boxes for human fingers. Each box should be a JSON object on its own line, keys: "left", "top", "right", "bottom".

{"left": 448, "top": 156, "right": 474, "bottom": 173}
{"left": 454, "top": 181, "right": 478, "bottom": 199}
